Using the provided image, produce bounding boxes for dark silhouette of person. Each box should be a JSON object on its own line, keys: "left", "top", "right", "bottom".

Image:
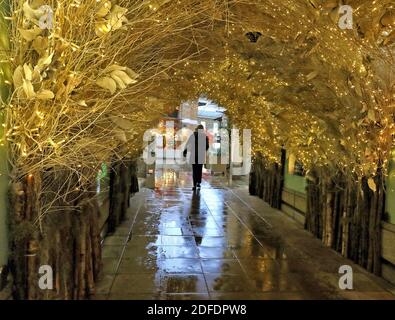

{"left": 183, "top": 125, "right": 209, "bottom": 190}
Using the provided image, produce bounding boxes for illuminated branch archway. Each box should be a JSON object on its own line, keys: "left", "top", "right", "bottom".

{"left": 2, "top": 0, "right": 394, "bottom": 298}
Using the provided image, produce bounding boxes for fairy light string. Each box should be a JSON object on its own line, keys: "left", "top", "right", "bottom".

{"left": 2, "top": 0, "right": 394, "bottom": 218}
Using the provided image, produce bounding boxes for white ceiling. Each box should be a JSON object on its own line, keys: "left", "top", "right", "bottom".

{"left": 197, "top": 97, "right": 226, "bottom": 119}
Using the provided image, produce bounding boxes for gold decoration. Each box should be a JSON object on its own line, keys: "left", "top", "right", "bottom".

{"left": 3, "top": 0, "right": 395, "bottom": 222}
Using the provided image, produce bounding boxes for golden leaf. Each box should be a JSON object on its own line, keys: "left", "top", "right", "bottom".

{"left": 111, "top": 70, "right": 136, "bottom": 86}
{"left": 107, "top": 5, "right": 128, "bottom": 31}
{"left": 77, "top": 100, "right": 88, "bottom": 107}
{"left": 114, "top": 129, "right": 127, "bottom": 142}
{"left": 125, "top": 67, "right": 139, "bottom": 80}
{"left": 104, "top": 64, "right": 128, "bottom": 73}
{"left": 23, "top": 64, "right": 33, "bottom": 81}
{"left": 12, "top": 66, "right": 24, "bottom": 88}
{"left": 22, "top": 1, "right": 43, "bottom": 21}
{"left": 97, "top": 1, "right": 112, "bottom": 18}
{"left": 18, "top": 27, "right": 42, "bottom": 41}
{"left": 97, "top": 65, "right": 138, "bottom": 93}
{"left": 32, "top": 36, "right": 48, "bottom": 55}
{"left": 367, "top": 178, "right": 377, "bottom": 192}
{"left": 32, "top": 67, "right": 42, "bottom": 83}
{"left": 36, "top": 52, "right": 54, "bottom": 72}
{"left": 105, "top": 65, "right": 139, "bottom": 78}
{"left": 22, "top": 79, "right": 35, "bottom": 99}
{"left": 36, "top": 89, "right": 55, "bottom": 100}
{"left": 96, "top": 76, "right": 117, "bottom": 94}
{"left": 111, "top": 74, "right": 127, "bottom": 89}
{"left": 95, "top": 21, "right": 111, "bottom": 37}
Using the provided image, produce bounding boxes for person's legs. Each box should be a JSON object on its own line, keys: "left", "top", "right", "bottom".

{"left": 192, "top": 164, "right": 198, "bottom": 188}
{"left": 196, "top": 164, "right": 203, "bottom": 186}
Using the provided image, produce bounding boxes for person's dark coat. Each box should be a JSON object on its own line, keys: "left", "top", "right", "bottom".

{"left": 183, "top": 131, "right": 209, "bottom": 164}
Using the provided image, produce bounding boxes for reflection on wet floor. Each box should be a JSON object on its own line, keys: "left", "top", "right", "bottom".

{"left": 94, "top": 167, "right": 395, "bottom": 300}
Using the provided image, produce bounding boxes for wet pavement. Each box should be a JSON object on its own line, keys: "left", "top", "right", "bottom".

{"left": 93, "top": 167, "right": 395, "bottom": 300}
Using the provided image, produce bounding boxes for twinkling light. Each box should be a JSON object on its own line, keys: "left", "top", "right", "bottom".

{"left": 2, "top": 0, "right": 394, "bottom": 220}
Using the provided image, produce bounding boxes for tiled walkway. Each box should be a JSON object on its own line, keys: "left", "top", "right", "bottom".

{"left": 93, "top": 168, "right": 395, "bottom": 300}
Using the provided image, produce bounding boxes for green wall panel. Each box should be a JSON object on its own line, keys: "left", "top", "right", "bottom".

{"left": 284, "top": 158, "right": 307, "bottom": 194}
{"left": 386, "top": 149, "right": 395, "bottom": 224}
